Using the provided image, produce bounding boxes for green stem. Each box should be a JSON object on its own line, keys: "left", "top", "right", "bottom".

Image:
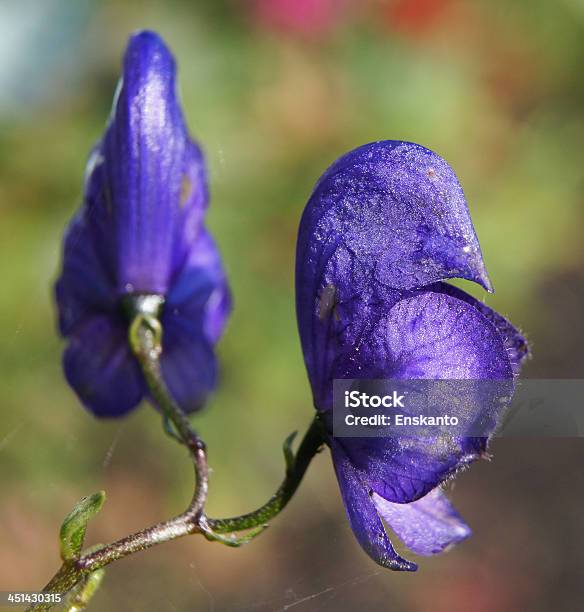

{"left": 128, "top": 312, "right": 208, "bottom": 517}
{"left": 208, "top": 418, "right": 324, "bottom": 533}
{"left": 28, "top": 313, "right": 210, "bottom": 610}
{"left": 64, "top": 569, "right": 105, "bottom": 612}
{"left": 30, "top": 305, "right": 324, "bottom": 610}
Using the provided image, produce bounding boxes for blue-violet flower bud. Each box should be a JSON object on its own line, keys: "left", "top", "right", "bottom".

{"left": 55, "top": 31, "right": 231, "bottom": 417}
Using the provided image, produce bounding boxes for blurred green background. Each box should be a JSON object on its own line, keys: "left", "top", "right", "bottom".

{"left": 1, "top": 0, "right": 583, "bottom": 610}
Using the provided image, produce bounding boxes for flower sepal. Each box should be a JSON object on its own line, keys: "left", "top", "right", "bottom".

{"left": 59, "top": 491, "right": 106, "bottom": 562}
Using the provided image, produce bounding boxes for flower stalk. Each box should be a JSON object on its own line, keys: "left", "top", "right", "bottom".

{"left": 128, "top": 310, "right": 209, "bottom": 519}
{"left": 208, "top": 420, "right": 324, "bottom": 533}
{"left": 29, "top": 309, "right": 324, "bottom": 611}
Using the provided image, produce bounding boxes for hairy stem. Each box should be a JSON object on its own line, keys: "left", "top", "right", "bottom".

{"left": 128, "top": 313, "right": 209, "bottom": 517}
{"left": 30, "top": 306, "right": 324, "bottom": 610}
{"left": 28, "top": 313, "right": 210, "bottom": 610}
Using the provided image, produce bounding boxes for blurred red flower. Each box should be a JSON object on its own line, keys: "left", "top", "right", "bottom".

{"left": 250, "top": 0, "right": 353, "bottom": 38}
{"left": 383, "top": 0, "right": 455, "bottom": 36}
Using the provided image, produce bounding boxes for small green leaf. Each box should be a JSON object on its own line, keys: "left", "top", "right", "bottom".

{"left": 202, "top": 524, "right": 268, "bottom": 547}
{"left": 282, "top": 431, "right": 298, "bottom": 473}
{"left": 60, "top": 491, "right": 106, "bottom": 561}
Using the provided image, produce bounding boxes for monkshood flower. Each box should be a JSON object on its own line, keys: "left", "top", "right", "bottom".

{"left": 55, "top": 31, "right": 230, "bottom": 417}
{"left": 296, "top": 141, "right": 528, "bottom": 571}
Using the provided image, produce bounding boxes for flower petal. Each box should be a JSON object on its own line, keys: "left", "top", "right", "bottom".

{"left": 373, "top": 488, "right": 471, "bottom": 556}
{"left": 159, "top": 313, "right": 218, "bottom": 413}
{"left": 333, "top": 290, "right": 514, "bottom": 502}
{"left": 55, "top": 212, "right": 115, "bottom": 336}
{"left": 55, "top": 212, "right": 116, "bottom": 336}
{"left": 297, "top": 241, "right": 404, "bottom": 409}
{"left": 331, "top": 441, "right": 417, "bottom": 571}
{"left": 297, "top": 141, "right": 492, "bottom": 407}
{"left": 85, "top": 31, "right": 208, "bottom": 295}
{"left": 427, "top": 282, "right": 530, "bottom": 375}
{"left": 335, "top": 290, "right": 513, "bottom": 381}
{"left": 166, "top": 228, "right": 231, "bottom": 345}
{"left": 63, "top": 314, "right": 144, "bottom": 417}
{"left": 158, "top": 228, "right": 229, "bottom": 413}
{"left": 301, "top": 141, "right": 491, "bottom": 292}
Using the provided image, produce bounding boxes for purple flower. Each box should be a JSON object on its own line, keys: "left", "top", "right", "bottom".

{"left": 55, "top": 31, "right": 230, "bottom": 417}
{"left": 296, "top": 141, "right": 528, "bottom": 570}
